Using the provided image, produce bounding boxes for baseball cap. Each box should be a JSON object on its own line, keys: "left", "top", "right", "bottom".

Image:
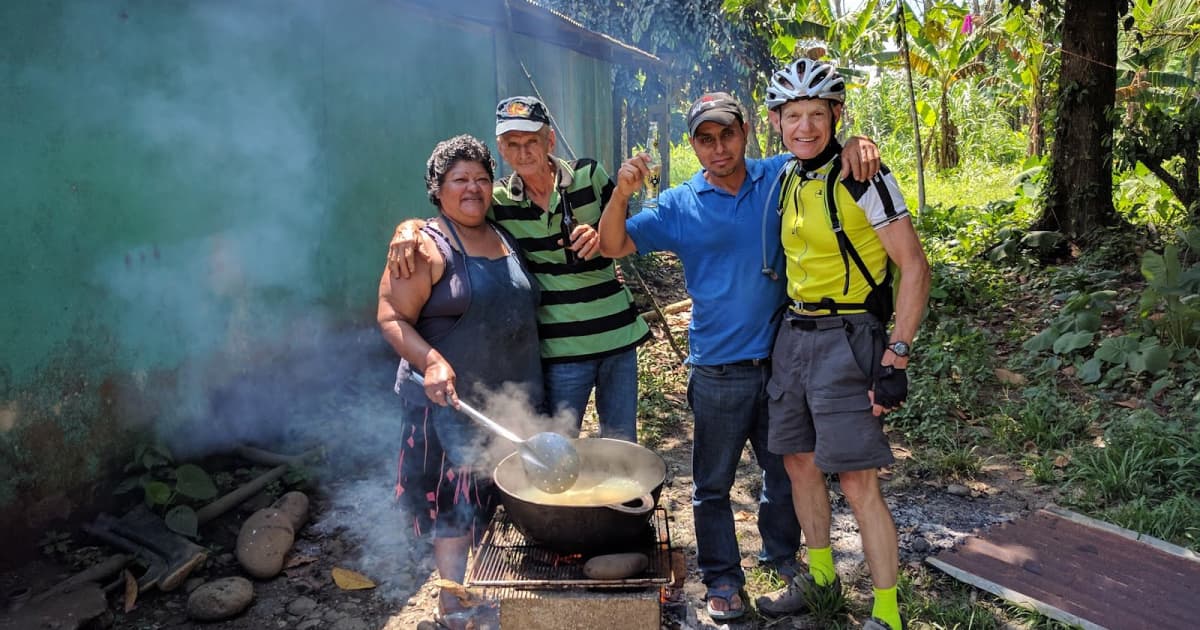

{"left": 496, "top": 96, "right": 551, "bottom": 135}
{"left": 686, "top": 92, "right": 744, "bottom": 137}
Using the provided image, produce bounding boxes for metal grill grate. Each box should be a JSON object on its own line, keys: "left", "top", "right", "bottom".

{"left": 467, "top": 506, "right": 673, "bottom": 589}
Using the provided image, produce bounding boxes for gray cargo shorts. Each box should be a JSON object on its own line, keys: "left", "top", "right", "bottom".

{"left": 766, "top": 312, "right": 895, "bottom": 473}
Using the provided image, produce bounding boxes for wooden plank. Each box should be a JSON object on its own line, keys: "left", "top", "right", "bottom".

{"left": 1042, "top": 504, "right": 1200, "bottom": 562}
{"left": 928, "top": 508, "right": 1200, "bottom": 629}
{"left": 925, "top": 556, "right": 1106, "bottom": 630}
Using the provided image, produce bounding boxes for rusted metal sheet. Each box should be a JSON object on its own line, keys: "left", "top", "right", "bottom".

{"left": 928, "top": 506, "right": 1200, "bottom": 630}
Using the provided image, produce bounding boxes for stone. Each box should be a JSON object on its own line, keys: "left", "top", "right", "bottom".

{"left": 297, "top": 619, "right": 325, "bottom": 630}
{"left": 186, "top": 577, "right": 255, "bottom": 621}
{"left": 273, "top": 491, "right": 311, "bottom": 531}
{"left": 331, "top": 618, "right": 370, "bottom": 630}
{"left": 946, "top": 484, "right": 971, "bottom": 497}
{"left": 911, "top": 537, "right": 932, "bottom": 553}
{"left": 287, "top": 596, "right": 318, "bottom": 617}
{"left": 184, "top": 577, "right": 205, "bottom": 593}
{"left": 236, "top": 508, "right": 296, "bottom": 579}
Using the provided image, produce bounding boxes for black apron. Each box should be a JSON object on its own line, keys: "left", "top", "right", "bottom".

{"left": 394, "top": 216, "right": 543, "bottom": 465}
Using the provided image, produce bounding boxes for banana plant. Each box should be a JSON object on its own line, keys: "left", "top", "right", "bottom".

{"left": 902, "top": 2, "right": 994, "bottom": 169}
{"left": 1114, "top": 0, "right": 1200, "bottom": 218}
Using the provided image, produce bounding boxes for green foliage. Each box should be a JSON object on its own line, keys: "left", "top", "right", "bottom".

{"left": 668, "top": 139, "right": 701, "bottom": 188}
{"left": 1102, "top": 494, "right": 1200, "bottom": 547}
{"left": 1022, "top": 289, "right": 1114, "bottom": 357}
{"left": 1138, "top": 228, "right": 1200, "bottom": 348}
{"left": 901, "top": 568, "right": 1004, "bottom": 628}
{"left": 921, "top": 444, "right": 985, "bottom": 480}
{"left": 1067, "top": 411, "right": 1200, "bottom": 549}
{"left": 115, "top": 443, "right": 217, "bottom": 538}
{"left": 1114, "top": 162, "right": 1189, "bottom": 226}
{"left": 999, "top": 385, "right": 1095, "bottom": 452}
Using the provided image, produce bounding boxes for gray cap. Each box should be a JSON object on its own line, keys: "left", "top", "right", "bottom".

{"left": 686, "top": 92, "right": 744, "bottom": 136}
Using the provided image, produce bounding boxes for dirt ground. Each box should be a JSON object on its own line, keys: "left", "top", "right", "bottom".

{"left": 1, "top": 254, "right": 1054, "bottom": 629}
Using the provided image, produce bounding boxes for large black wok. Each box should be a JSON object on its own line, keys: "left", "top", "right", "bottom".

{"left": 493, "top": 438, "right": 667, "bottom": 553}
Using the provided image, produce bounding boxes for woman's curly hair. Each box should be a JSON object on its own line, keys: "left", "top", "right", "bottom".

{"left": 425, "top": 135, "right": 496, "bottom": 207}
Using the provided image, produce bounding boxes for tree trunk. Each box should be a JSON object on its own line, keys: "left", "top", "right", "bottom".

{"left": 1037, "top": 0, "right": 1123, "bottom": 242}
{"left": 936, "top": 88, "right": 959, "bottom": 169}
{"left": 1027, "top": 77, "right": 1045, "bottom": 156}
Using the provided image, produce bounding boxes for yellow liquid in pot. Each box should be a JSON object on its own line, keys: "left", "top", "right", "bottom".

{"left": 518, "top": 476, "right": 644, "bottom": 506}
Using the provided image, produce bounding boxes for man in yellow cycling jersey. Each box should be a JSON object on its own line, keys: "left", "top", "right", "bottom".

{"left": 755, "top": 58, "right": 931, "bottom": 630}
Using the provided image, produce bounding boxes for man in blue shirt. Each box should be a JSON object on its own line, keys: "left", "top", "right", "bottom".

{"left": 598, "top": 92, "right": 879, "bottom": 621}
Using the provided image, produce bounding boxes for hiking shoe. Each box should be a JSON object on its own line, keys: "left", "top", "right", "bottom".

{"left": 755, "top": 572, "right": 842, "bottom": 616}
{"left": 862, "top": 616, "right": 907, "bottom": 630}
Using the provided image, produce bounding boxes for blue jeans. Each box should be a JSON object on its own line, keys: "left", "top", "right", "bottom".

{"left": 544, "top": 348, "right": 638, "bottom": 441}
{"left": 687, "top": 362, "right": 801, "bottom": 589}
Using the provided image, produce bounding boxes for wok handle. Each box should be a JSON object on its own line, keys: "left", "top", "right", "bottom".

{"left": 408, "top": 372, "right": 524, "bottom": 443}
{"left": 605, "top": 494, "right": 655, "bottom": 515}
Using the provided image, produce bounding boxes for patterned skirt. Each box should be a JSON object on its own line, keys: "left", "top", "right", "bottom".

{"left": 394, "top": 403, "right": 498, "bottom": 542}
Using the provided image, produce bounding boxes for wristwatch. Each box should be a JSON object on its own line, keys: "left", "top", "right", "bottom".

{"left": 888, "top": 341, "right": 910, "bottom": 357}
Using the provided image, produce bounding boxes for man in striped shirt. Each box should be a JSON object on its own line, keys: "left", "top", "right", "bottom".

{"left": 389, "top": 96, "right": 650, "bottom": 441}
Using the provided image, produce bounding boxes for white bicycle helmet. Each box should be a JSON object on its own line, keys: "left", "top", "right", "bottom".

{"left": 765, "top": 58, "right": 845, "bottom": 110}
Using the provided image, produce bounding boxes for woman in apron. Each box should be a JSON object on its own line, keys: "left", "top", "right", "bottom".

{"left": 377, "top": 135, "right": 543, "bottom": 628}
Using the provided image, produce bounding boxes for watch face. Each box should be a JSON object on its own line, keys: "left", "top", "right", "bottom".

{"left": 890, "top": 341, "right": 910, "bottom": 357}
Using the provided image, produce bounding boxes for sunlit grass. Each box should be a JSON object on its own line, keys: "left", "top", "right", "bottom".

{"left": 908, "top": 159, "right": 1024, "bottom": 212}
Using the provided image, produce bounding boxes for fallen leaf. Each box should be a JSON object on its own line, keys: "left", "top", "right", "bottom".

{"left": 1054, "top": 454, "right": 1071, "bottom": 468}
{"left": 1115, "top": 399, "right": 1141, "bottom": 409}
{"left": 123, "top": 569, "right": 138, "bottom": 612}
{"left": 733, "top": 510, "right": 755, "bottom": 522}
{"left": 1061, "top": 365, "right": 1076, "bottom": 377}
{"left": 331, "top": 567, "right": 376, "bottom": 590}
{"left": 952, "top": 408, "right": 969, "bottom": 420}
{"left": 994, "top": 368, "right": 1027, "bottom": 386}
{"left": 1148, "top": 312, "right": 1166, "bottom": 322}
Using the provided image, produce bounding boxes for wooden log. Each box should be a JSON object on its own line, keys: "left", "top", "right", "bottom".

{"left": 638, "top": 298, "right": 692, "bottom": 324}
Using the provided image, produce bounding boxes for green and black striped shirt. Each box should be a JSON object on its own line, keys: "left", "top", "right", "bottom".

{"left": 491, "top": 157, "right": 651, "bottom": 363}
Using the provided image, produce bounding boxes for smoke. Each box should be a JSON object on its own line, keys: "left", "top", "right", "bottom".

{"left": 14, "top": 2, "right": 339, "bottom": 453}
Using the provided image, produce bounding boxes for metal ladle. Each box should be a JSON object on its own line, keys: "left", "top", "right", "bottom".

{"left": 409, "top": 373, "right": 580, "bottom": 494}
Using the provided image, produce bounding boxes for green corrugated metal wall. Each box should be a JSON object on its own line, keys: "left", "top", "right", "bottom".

{"left": 0, "top": 0, "right": 617, "bottom": 557}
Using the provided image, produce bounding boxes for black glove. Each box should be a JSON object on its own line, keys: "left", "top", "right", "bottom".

{"left": 872, "top": 365, "right": 908, "bottom": 408}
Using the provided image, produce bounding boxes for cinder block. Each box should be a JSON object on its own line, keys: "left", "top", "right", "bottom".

{"left": 496, "top": 587, "right": 660, "bottom": 630}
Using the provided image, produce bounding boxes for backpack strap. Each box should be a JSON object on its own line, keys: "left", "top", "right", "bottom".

{"left": 825, "top": 159, "right": 880, "bottom": 295}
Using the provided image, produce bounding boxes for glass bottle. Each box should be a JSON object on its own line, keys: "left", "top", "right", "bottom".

{"left": 642, "top": 122, "right": 661, "bottom": 209}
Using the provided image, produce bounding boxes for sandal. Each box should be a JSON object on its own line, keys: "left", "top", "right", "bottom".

{"left": 705, "top": 582, "right": 746, "bottom": 621}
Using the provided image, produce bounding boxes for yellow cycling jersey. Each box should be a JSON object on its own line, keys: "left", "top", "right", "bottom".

{"left": 778, "top": 157, "right": 909, "bottom": 315}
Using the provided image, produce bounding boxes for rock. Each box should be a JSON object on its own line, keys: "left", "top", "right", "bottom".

{"left": 287, "top": 596, "right": 318, "bottom": 617}
{"left": 236, "top": 508, "right": 296, "bottom": 579}
{"left": 273, "top": 491, "right": 311, "bottom": 531}
{"left": 911, "top": 537, "right": 932, "bottom": 553}
{"left": 184, "top": 577, "right": 205, "bottom": 593}
{"left": 331, "top": 618, "right": 370, "bottom": 630}
{"left": 298, "top": 619, "right": 325, "bottom": 630}
{"left": 946, "top": 484, "right": 971, "bottom": 497}
{"left": 187, "top": 577, "right": 255, "bottom": 621}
